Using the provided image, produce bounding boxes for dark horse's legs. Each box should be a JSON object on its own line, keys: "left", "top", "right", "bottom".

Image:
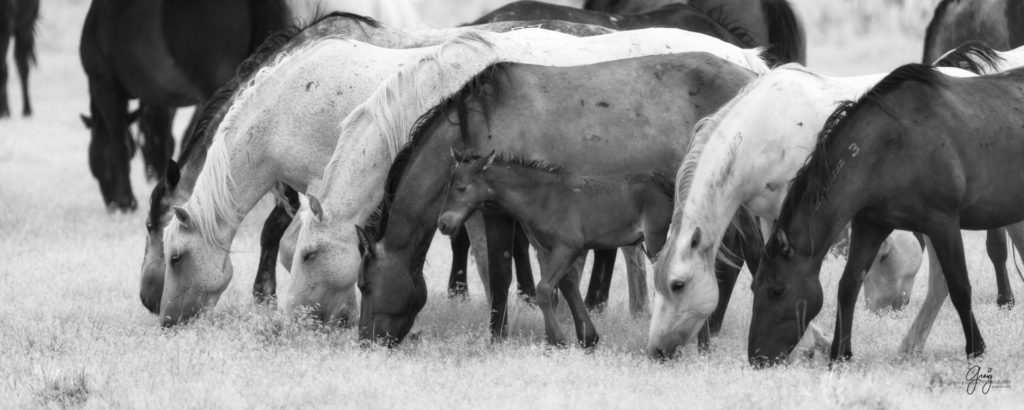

{"left": 253, "top": 186, "right": 299, "bottom": 305}
{"left": 929, "top": 222, "right": 986, "bottom": 358}
{"left": 483, "top": 212, "right": 517, "bottom": 340}
{"left": 698, "top": 209, "right": 763, "bottom": 352}
{"left": 584, "top": 249, "right": 617, "bottom": 312}
{"left": 830, "top": 219, "right": 892, "bottom": 361}
{"left": 137, "top": 106, "right": 176, "bottom": 181}
{"left": 0, "top": 9, "right": 11, "bottom": 118}
{"left": 985, "top": 228, "right": 1015, "bottom": 308}
{"left": 447, "top": 226, "right": 471, "bottom": 298}
{"left": 14, "top": 11, "right": 35, "bottom": 117}
{"left": 512, "top": 226, "right": 536, "bottom": 301}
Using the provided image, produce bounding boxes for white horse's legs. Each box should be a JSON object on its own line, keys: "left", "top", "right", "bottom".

{"left": 899, "top": 236, "right": 948, "bottom": 355}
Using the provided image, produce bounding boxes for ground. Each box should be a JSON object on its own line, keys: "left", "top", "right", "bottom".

{"left": 1, "top": 0, "right": 1022, "bottom": 408}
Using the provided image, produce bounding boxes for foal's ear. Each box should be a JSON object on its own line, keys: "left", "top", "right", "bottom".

{"left": 355, "top": 225, "right": 376, "bottom": 259}
{"left": 80, "top": 113, "right": 93, "bottom": 129}
{"left": 166, "top": 160, "right": 181, "bottom": 189}
{"left": 172, "top": 206, "right": 192, "bottom": 229}
{"left": 482, "top": 151, "right": 496, "bottom": 170}
{"left": 307, "top": 194, "right": 324, "bottom": 222}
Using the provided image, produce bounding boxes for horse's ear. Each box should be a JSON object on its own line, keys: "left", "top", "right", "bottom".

{"left": 166, "top": 160, "right": 181, "bottom": 189}
{"left": 482, "top": 150, "right": 497, "bottom": 170}
{"left": 450, "top": 147, "right": 462, "bottom": 163}
{"left": 80, "top": 113, "right": 93, "bottom": 129}
{"left": 355, "top": 225, "right": 376, "bottom": 258}
{"left": 774, "top": 227, "right": 791, "bottom": 255}
{"left": 172, "top": 206, "right": 192, "bottom": 229}
{"left": 308, "top": 194, "right": 324, "bottom": 222}
{"left": 690, "top": 227, "right": 702, "bottom": 249}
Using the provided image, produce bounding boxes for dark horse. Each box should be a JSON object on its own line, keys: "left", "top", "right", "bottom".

{"left": 924, "top": 0, "right": 1024, "bottom": 308}
{"left": 0, "top": 0, "right": 37, "bottom": 117}
{"left": 354, "top": 53, "right": 760, "bottom": 346}
{"left": 749, "top": 64, "right": 1024, "bottom": 366}
{"left": 582, "top": 0, "right": 806, "bottom": 65}
{"left": 80, "top": 0, "right": 288, "bottom": 211}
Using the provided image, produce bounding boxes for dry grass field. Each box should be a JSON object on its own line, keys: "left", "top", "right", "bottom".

{"left": 1, "top": 0, "right": 1022, "bottom": 408}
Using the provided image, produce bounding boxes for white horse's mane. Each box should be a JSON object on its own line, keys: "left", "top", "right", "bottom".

{"left": 171, "top": 39, "right": 335, "bottom": 247}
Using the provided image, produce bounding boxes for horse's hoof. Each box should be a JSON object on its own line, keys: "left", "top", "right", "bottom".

{"left": 996, "top": 296, "right": 1014, "bottom": 310}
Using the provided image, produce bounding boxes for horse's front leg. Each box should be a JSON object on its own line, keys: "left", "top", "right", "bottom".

{"left": 830, "top": 218, "right": 891, "bottom": 362}
{"left": 536, "top": 245, "right": 582, "bottom": 348}
{"left": 557, "top": 261, "right": 599, "bottom": 348}
{"left": 254, "top": 186, "right": 299, "bottom": 305}
{"left": 985, "top": 228, "right": 1014, "bottom": 308}
{"left": 483, "top": 212, "right": 516, "bottom": 341}
{"left": 446, "top": 226, "right": 471, "bottom": 299}
{"left": 927, "top": 221, "right": 985, "bottom": 358}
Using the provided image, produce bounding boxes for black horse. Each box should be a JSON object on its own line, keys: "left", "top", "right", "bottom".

{"left": 582, "top": 0, "right": 806, "bottom": 65}
{"left": 924, "top": 0, "right": 1024, "bottom": 309}
{"left": 0, "top": 0, "right": 38, "bottom": 118}
{"left": 80, "top": 0, "right": 288, "bottom": 212}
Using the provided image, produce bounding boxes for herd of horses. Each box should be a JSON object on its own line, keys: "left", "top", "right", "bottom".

{"left": 6, "top": 0, "right": 1024, "bottom": 366}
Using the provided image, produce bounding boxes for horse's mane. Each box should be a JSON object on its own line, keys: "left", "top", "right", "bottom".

{"left": 776, "top": 64, "right": 945, "bottom": 229}
{"left": 174, "top": 12, "right": 374, "bottom": 246}
{"left": 933, "top": 40, "right": 1004, "bottom": 74}
{"left": 484, "top": 152, "right": 570, "bottom": 175}
{"left": 922, "top": 0, "right": 961, "bottom": 62}
{"left": 359, "top": 60, "right": 509, "bottom": 241}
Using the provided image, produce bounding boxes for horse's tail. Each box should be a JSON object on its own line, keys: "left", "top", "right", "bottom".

{"left": 249, "top": 0, "right": 290, "bottom": 54}
{"left": 761, "top": 0, "right": 806, "bottom": 65}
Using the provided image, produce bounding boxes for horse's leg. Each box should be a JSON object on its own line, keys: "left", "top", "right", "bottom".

{"left": 623, "top": 246, "right": 648, "bottom": 317}
{"left": 584, "top": 249, "right": 615, "bottom": 312}
{"left": 512, "top": 225, "right": 536, "bottom": 302}
{"left": 927, "top": 222, "right": 986, "bottom": 358}
{"left": 447, "top": 226, "right": 471, "bottom": 299}
{"left": 0, "top": 16, "right": 11, "bottom": 118}
{"left": 138, "top": 106, "right": 175, "bottom": 181}
{"left": 830, "top": 219, "right": 891, "bottom": 362}
{"left": 536, "top": 245, "right": 581, "bottom": 347}
{"left": 465, "top": 214, "right": 490, "bottom": 304}
{"left": 89, "top": 78, "right": 135, "bottom": 211}
{"left": 557, "top": 262, "right": 599, "bottom": 348}
{"left": 483, "top": 213, "right": 516, "bottom": 341}
{"left": 985, "top": 228, "right": 1014, "bottom": 308}
{"left": 14, "top": 19, "right": 35, "bottom": 117}
{"left": 898, "top": 237, "right": 948, "bottom": 355}
{"left": 253, "top": 186, "right": 299, "bottom": 305}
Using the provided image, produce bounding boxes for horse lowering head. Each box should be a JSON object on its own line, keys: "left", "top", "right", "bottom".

{"left": 862, "top": 232, "right": 922, "bottom": 313}
{"left": 82, "top": 111, "right": 138, "bottom": 212}
{"left": 284, "top": 196, "right": 359, "bottom": 327}
{"left": 159, "top": 206, "right": 233, "bottom": 326}
{"left": 647, "top": 226, "right": 721, "bottom": 359}
{"left": 138, "top": 160, "right": 183, "bottom": 314}
{"left": 748, "top": 227, "right": 824, "bottom": 367}
{"left": 353, "top": 223, "right": 426, "bottom": 346}
{"left": 437, "top": 150, "right": 493, "bottom": 236}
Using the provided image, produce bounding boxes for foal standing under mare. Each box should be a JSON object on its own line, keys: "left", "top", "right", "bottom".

{"left": 748, "top": 65, "right": 1024, "bottom": 365}
{"left": 352, "top": 52, "right": 765, "bottom": 347}
{"left": 162, "top": 27, "right": 754, "bottom": 326}
{"left": 0, "top": 0, "right": 37, "bottom": 118}
{"left": 141, "top": 13, "right": 611, "bottom": 314}
{"left": 437, "top": 152, "right": 675, "bottom": 347}
{"left": 583, "top": 0, "right": 805, "bottom": 65}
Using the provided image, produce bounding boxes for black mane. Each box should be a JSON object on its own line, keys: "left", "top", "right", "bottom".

{"left": 933, "top": 40, "right": 1004, "bottom": 74}
{"left": 362, "top": 63, "right": 511, "bottom": 241}
{"left": 487, "top": 153, "right": 568, "bottom": 175}
{"left": 777, "top": 64, "right": 945, "bottom": 228}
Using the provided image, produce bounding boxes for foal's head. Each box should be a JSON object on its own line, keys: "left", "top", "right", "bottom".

{"left": 437, "top": 150, "right": 495, "bottom": 236}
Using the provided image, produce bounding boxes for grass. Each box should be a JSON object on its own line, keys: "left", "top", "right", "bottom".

{"left": 1, "top": 0, "right": 1022, "bottom": 407}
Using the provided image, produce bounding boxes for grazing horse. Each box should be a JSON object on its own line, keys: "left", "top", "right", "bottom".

{"left": 80, "top": 0, "right": 289, "bottom": 212}
{"left": 645, "top": 64, "right": 978, "bottom": 359}
{"left": 436, "top": 151, "right": 675, "bottom": 347}
{"left": 748, "top": 65, "right": 1024, "bottom": 365}
{"left": 583, "top": 0, "right": 805, "bottom": 64}
{"left": 349, "top": 51, "right": 764, "bottom": 346}
{"left": 922, "top": 0, "right": 1024, "bottom": 63}
{"left": 0, "top": 0, "right": 37, "bottom": 118}
{"left": 862, "top": 232, "right": 924, "bottom": 313}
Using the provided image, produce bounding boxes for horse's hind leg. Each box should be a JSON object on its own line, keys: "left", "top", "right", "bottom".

{"left": 927, "top": 222, "right": 986, "bottom": 358}
{"left": 253, "top": 186, "right": 299, "bottom": 305}
{"left": 536, "top": 246, "right": 582, "bottom": 348}
{"left": 447, "top": 226, "right": 471, "bottom": 299}
{"left": 584, "top": 249, "right": 616, "bottom": 313}
{"left": 14, "top": 18, "right": 35, "bottom": 116}
{"left": 985, "top": 228, "right": 1014, "bottom": 308}
{"left": 557, "top": 263, "right": 599, "bottom": 348}
{"left": 0, "top": 17, "right": 11, "bottom": 118}
{"left": 512, "top": 225, "right": 536, "bottom": 302}
{"left": 830, "top": 219, "right": 892, "bottom": 362}
{"left": 622, "top": 246, "right": 648, "bottom": 317}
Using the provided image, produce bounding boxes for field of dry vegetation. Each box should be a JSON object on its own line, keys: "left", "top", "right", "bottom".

{"left": 1, "top": 0, "right": 1022, "bottom": 408}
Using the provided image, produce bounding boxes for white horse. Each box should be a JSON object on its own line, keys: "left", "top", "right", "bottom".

{"left": 160, "top": 26, "right": 766, "bottom": 326}
{"left": 645, "top": 64, "right": 981, "bottom": 358}
{"left": 158, "top": 18, "right": 615, "bottom": 325}
{"left": 287, "top": 28, "right": 769, "bottom": 325}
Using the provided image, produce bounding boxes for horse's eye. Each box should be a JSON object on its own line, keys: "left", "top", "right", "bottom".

{"left": 456, "top": 186, "right": 467, "bottom": 193}
{"left": 145, "top": 221, "right": 154, "bottom": 232}
{"left": 302, "top": 249, "right": 318, "bottom": 263}
{"left": 170, "top": 253, "right": 183, "bottom": 266}
{"left": 670, "top": 281, "right": 686, "bottom": 293}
